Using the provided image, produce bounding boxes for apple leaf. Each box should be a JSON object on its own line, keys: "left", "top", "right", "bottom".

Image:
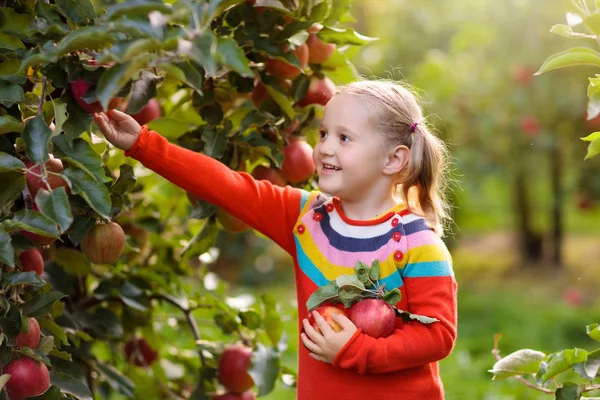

{"left": 102, "top": 0, "right": 172, "bottom": 20}
{"left": 49, "top": 371, "right": 93, "bottom": 400}
{"left": 382, "top": 288, "right": 401, "bottom": 305}
{"left": 0, "top": 303, "right": 22, "bottom": 337}
{"left": 35, "top": 188, "right": 73, "bottom": 233}
{"left": 0, "top": 374, "right": 10, "bottom": 392}
{"left": 96, "top": 59, "right": 147, "bottom": 110}
{"left": 248, "top": 343, "right": 281, "bottom": 397}
{"left": 573, "top": 349, "right": 600, "bottom": 380}
{"left": 22, "top": 114, "right": 52, "bottom": 164}
{"left": 201, "top": 124, "right": 229, "bottom": 158}
{"left": 38, "top": 316, "right": 68, "bottom": 346}
{"left": 16, "top": 346, "right": 51, "bottom": 366}
{"left": 306, "top": 280, "right": 340, "bottom": 311}
{"left": 214, "top": 312, "right": 239, "bottom": 334}
{"left": 37, "top": 335, "right": 55, "bottom": 355}
{"left": 127, "top": 71, "right": 162, "bottom": 114}
{"left": 0, "top": 79, "right": 25, "bottom": 107}
{"left": 21, "top": 291, "right": 67, "bottom": 317}
{"left": 160, "top": 62, "right": 204, "bottom": 94}
{"left": 261, "top": 293, "right": 283, "bottom": 347}
{"left": 336, "top": 274, "right": 365, "bottom": 290}
{"left": 1, "top": 272, "right": 45, "bottom": 287}
{"left": 369, "top": 259, "right": 381, "bottom": 281}
{"left": 55, "top": 0, "right": 96, "bottom": 23}
{"left": 52, "top": 136, "right": 109, "bottom": 184}
{"left": 62, "top": 167, "right": 112, "bottom": 219}
{"left": 181, "top": 219, "right": 219, "bottom": 258}
{"left": 91, "top": 360, "right": 135, "bottom": 398}
{"left": 0, "top": 115, "right": 23, "bottom": 134}
{"left": 68, "top": 216, "right": 97, "bottom": 246}
{"left": 3, "top": 209, "right": 60, "bottom": 238}
{"left": 239, "top": 310, "right": 262, "bottom": 329}
{"left": 54, "top": 247, "right": 91, "bottom": 278}
{"left": 554, "top": 382, "right": 584, "bottom": 400}
{"left": 542, "top": 349, "right": 589, "bottom": 383}
{"left": 488, "top": 349, "right": 547, "bottom": 380}
{"left": 27, "top": 384, "right": 62, "bottom": 399}
{"left": 354, "top": 261, "right": 370, "bottom": 285}
{"left": 0, "top": 170, "right": 25, "bottom": 208}
{"left": 0, "top": 226, "right": 14, "bottom": 267}
{"left": 536, "top": 47, "right": 600, "bottom": 76}
{"left": 0, "top": 153, "right": 25, "bottom": 173}
{"left": 317, "top": 27, "right": 378, "bottom": 46}
{"left": 111, "top": 164, "right": 137, "bottom": 196}
{"left": 216, "top": 37, "right": 253, "bottom": 77}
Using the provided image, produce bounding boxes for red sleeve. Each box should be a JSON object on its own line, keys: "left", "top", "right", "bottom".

{"left": 124, "top": 126, "right": 302, "bottom": 254}
{"left": 332, "top": 230, "right": 457, "bottom": 374}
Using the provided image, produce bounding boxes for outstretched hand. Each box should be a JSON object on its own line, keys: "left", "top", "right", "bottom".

{"left": 93, "top": 109, "right": 141, "bottom": 151}
{"left": 301, "top": 311, "right": 357, "bottom": 363}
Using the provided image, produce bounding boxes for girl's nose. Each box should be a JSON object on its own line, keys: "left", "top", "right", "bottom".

{"left": 319, "top": 139, "right": 335, "bottom": 156}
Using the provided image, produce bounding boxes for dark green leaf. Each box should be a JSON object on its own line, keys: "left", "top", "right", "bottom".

{"left": 161, "top": 62, "right": 204, "bottom": 93}
{"left": 106, "top": 39, "right": 162, "bottom": 64}
{"left": 127, "top": 71, "right": 162, "bottom": 114}
{"left": 0, "top": 33, "right": 24, "bottom": 51}
{"left": 264, "top": 84, "right": 294, "bottom": 119}
{"left": 34, "top": 188, "right": 73, "bottom": 233}
{"left": 103, "top": 0, "right": 172, "bottom": 20}
{"left": 488, "top": 349, "right": 547, "bottom": 380}
{"left": 0, "top": 152, "right": 25, "bottom": 172}
{"left": 239, "top": 310, "right": 261, "bottom": 329}
{"left": 51, "top": 26, "right": 113, "bottom": 58}
{"left": 93, "top": 360, "right": 135, "bottom": 398}
{"left": 240, "top": 110, "right": 277, "bottom": 133}
{"left": 37, "top": 336, "right": 54, "bottom": 355}
{"left": 62, "top": 97, "right": 93, "bottom": 142}
{"left": 181, "top": 219, "right": 219, "bottom": 257}
{"left": 28, "top": 385, "right": 62, "bottom": 400}
{"left": 216, "top": 37, "right": 253, "bottom": 77}
{"left": 542, "top": 349, "right": 588, "bottom": 383}
{"left": 190, "top": 199, "right": 218, "bottom": 220}
{"left": 555, "top": 382, "right": 583, "bottom": 400}
{"left": 15, "top": 347, "right": 51, "bottom": 365}
{"left": 68, "top": 216, "right": 96, "bottom": 246}
{"left": 354, "top": 261, "right": 369, "bottom": 285}
{"left": 38, "top": 316, "right": 68, "bottom": 346}
{"left": 0, "top": 116, "right": 23, "bottom": 134}
{"left": 306, "top": 280, "right": 339, "bottom": 311}
{"left": 369, "top": 259, "right": 381, "bottom": 281}
{"left": 63, "top": 168, "right": 111, "bottom": 219}
{"left": 0, "top": 79, "right": 24, "bottom": 107}
{"left": 55, "top": 0, "right": 96, "bottom": 23}
{"left": 248, "top": 343, "right": 280, "bottom": 397}
{"left": 0, "top": 226, "right": 14, "bottom": 266}
{"left": 0, "top": 303, "right": 22, "bottom": 337}
{"left": 52, "top": 136, "right": 109, "bottom": 184}
{"left": 180, "top": 33, "right": 217, "bottom": 77}
{"left": 49, "top": 349, "right": 73, "bottom": 361}
{"left": 96, "top": 59, "right": 147, "bottom": 110}
{"left": 111, "top": 164, "right": 137, "bottom": 195}
{"left": 317, "top": 27, "right": 378, "bottom": 46}
{"left": 0, "top": 8, "right": 33, "bottom": 36}
{"left": 337, "top": 285, "right": 363, "bottom": 308}
{"left": 214, "top": 312, "right": 238, "bottom": 334}
{"left": 0, "top": 171, "right": 25, "bottom": 208}
{"left": 22, "top": 291, "right": 66, "bottom": 317}
{"left": 75, "top": 308, "right": 123, "bottom": 339}
{"left": 573, "top": 348, "right": 600, "bottom": 379}
{"left": 2, "top": 272, "right": 45, "bottom": 287}
{"left": 261, "top": 294, "right": 283, "bottom": 346}
{"left": 201, "top": 125, "right": 228, "bottom": 158}
{"left": 3, "top": 209, "right": 59, "bottom": 238}
{"left": 50, "top": 371, "right": 93, "bottom": 400}
{"left": 382, "top": 288, "right": 401, "bottom": 305}
{"left": 54, "top": 247, "right": 91, "bottom": 277}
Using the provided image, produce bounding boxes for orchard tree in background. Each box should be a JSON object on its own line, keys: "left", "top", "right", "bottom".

{"left": 0, "top": 0, "right": 374, "bottom": 399}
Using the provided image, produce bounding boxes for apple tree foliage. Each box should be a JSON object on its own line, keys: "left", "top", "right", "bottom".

{"left": 0, "top": 0, "right": 374, "bottom": 398}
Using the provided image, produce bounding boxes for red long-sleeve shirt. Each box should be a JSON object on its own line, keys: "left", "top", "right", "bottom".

{"left": 125, "top": 126, "right": 458, "bottom": 399}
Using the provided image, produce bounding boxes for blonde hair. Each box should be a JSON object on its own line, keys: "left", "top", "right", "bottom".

{"left": 338, "top": 80, "right": 452, "bottom": 236}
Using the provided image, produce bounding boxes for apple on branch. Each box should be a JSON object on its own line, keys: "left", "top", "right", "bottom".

{"left": 265, "top": 43, "right": 309, "bottom": 80}
{"left": 281, "top": 140, "right": 315, "bottom": 183}
{"left": 81, "top": 222, "right": 126, "bottom": 264}
{"left": 124, "top": 337, "right": 158, "bottom": 367}
{"left": 3, "top": 357, "right": 50, "bottom": 400}
{"left": 15, "top": 318, "right": 41, "bottom": 349}
{"left": 297, "top": 76, "right": 336, "bottom": 107}
{"left": 217, "top": 344, "right": 254, "bottom": 393}
{"left": 18, "top": 248, "right": 44, "bottom": 276}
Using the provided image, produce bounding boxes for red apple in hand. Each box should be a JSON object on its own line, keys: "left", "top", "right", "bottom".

{"left": 4, "top": 357, "right": 50, "bottom": 400}
{"left": 18, "top": 248, "right": 44, "bottom": 276}
{"left": 81, "top": 222, "right": 126, "bottom": 264}
{"left": 307, "top": 304, "right": 349, "bottom": 334}
{"left": 265, "top": 44, "right": 309, "bottom": 80}
{"left": 350, "top": 299, "right": 396, "bottom": 338}
{"left": 15, "top": 318, "right": 41, "bottom": 349}
{"left": 213, "top": 391, "right": 256, "bottom": 400}
{"left": 218, "top": 344, "right": 254, "bottom": 393}
{"left": 124, "top": 337, "right": 158, "bottom": 366}
{"left": 297, "top": 76, "right": 336, "bottom": 107}
{"left": 281, "top": 140, "right": 315, "bottom": 183}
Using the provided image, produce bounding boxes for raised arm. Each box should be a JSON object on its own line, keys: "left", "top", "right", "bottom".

{"left": 332, "top": 230, "right": 457, "bottom": 374}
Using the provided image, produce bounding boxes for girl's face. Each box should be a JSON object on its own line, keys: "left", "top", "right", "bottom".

{"left": 313, "top": 94, "right": 392, "bottom": 201}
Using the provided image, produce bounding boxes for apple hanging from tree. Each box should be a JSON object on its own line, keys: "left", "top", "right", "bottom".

{"left": 213, "top": 391, "right": 256, "bottom": 400}
{"left": 281, "top": 140, "right": 315, "bottom": 183}
{"left": 265, "top": 43, "right": 309, "bottom": 80}
{"left": 3, "top": 357, "right": 50, "bottom": 400}
{"left": 297, "top": 76, "right": 336, "bottom": 107}
{"left": 251, "top": 166, "right": 287, "bottom": 187}
{"left": 306, "top": 33, "right": 336, "bottom": 64}
{"left": 520, "top": 115, "right": 540, "bottom": 138}
{"left": 15, "top": 318, "right": 41, "bottom": 349}
{"left": 18, "top": 248, "right": 44, "bottom": 276}
{"left": 23, "top": 155, "right": 68, "bottom": 200}
{"left": 127, "top": 98, "right": 162, "bottom": 125}
{"left": 217, "top": 344, "right": 254, "bottom": 393}
{"left": 81, "top": 222, "right": 126, "bottom": 264}
{"left": 350, "top": 298, "right": 396, "bottom": 338}
{"left": 21, "top": 205, "right": 57, "bottom": 246}
{"left": 70, "top": 78, "right": 123, "bottom": 114}
{"left": 124, "top": 337, "right": 158, "bottom": 366}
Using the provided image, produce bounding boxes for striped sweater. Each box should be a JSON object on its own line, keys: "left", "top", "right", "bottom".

{"left": 125, "top": 126, "right": 458, "bottom": 400}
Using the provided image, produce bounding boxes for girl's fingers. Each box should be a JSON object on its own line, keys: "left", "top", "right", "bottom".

{"left": 309, "top": 353, "right": 328, "bottom": 363}
{"left": 300, "top": 333, "right": 323, "bottom": 355}
{"left": 302, "top": 319, "right": 324, "bottom": 345}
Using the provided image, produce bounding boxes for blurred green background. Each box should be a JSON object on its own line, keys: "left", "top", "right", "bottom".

{"left": 186, "top": 0, "right": 600, "bottom": 398}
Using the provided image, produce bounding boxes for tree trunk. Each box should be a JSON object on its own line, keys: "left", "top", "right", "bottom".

{"left": 549, "top": 141, "right": 563, "bottom": 269}
{"left": 514, "top": 168, "right": 543, "bottom": 265}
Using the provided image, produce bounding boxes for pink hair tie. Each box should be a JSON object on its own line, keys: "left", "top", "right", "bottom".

{"left": 410, "top": 122, "right": 419, "bottom": 133}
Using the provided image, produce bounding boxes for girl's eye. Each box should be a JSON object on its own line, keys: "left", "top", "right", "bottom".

{"left": 319, "top": 130, "right": 327, "bottom": 139}
{"left": 340, "top": 134, "right": 350, "bottom": 142}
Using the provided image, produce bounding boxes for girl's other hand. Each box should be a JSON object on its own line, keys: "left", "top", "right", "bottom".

{"left": 301, "top": 311, "right": 357, "bottom": 363}
{"left": 93, "top": 109, "right": 142, "bottom": 151}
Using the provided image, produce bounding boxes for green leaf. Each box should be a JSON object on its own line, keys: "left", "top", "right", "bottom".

{"left": 324, "top": 0, "right": 351, "bottom": 25}
{"left": 28, "top": 385, "right": 62, "bottom": 399}
{"left": 126, "top": 71, "right": 162, "bottom": 114}
{"left": 0, "top": 152, "right": 25, "bottom": 172}
{"left": 0, "top": 374, "right": 10, "bottom": 392}
{"left": 37, "top": 336, "right": 54, "bottom": 355}
{"left": 214, "top": 312, "right": 238, "bottom": 334}
{"left": 190, "top": 199, "right": 218, "bottom": 220}
{"left": 15, "top": 347, "right": 51, "bottom": 366}
{"left": 354, "top": 261, "right": 370, "bottom": 285}
{"left": 160, "top": 62, "right": 204, "bottom": 93}
{"left": 96, "top": 59, "right": 148, "bottom": 110}
{"left": 581, "top": 133, "right": 600, "bottom": 159}
{"left": 555, "top": 382, "right": 584, "bottom": 400}
{"left": 55, "top": 0, "right": 96, "bottom": 23}
{"left": 0, "top": 79, "right": 24, "bottom": 107}
{"left": 264, "top": 84, "right": 294, "bottom": 120}
{"left": 336, "top": 274, "right": 365, "bottom": 290}
{"left": 586, "top": 323, "right": 600, "bottom": 342}
{"left": 536, "top": 47, "right": 600, "bottom": 75}
{"left": 0, "top": 170, "right": 25, "bottom": 208}
{"left": 317, "top": 27, "right": 378, "bottom": 46}
{"left": 61, "top": 97, "right": 93, "bottom": 142}
{"left": 3, "top": 209, "right": 59, "bottom": 238}
{"left": 0, "top": 303, "right": 22, "bottom": 337}
{"left": 102, "top": 0, "right": 172, "bottom": 20}
{"left": 0, "top": 115, "right": 23, "bottom": 134}
{"left": 2, "top": 272, "right": 45, "bottom": 287}
{"left": 22, "top": 291, "right": 67, "bottom": 317}
{"left": 179, "top": 33, "right": 217, "bottom": 77}
{"left": 306, "top": 280, "right": 339, "bottom": 311}
{"left": 111, "top": 165, "right": 137, "bottom": 195}
{"left": 50, "top": 371, "right": 93, "bottom": 400}
{"left": 382, "top": 288, "right": 401, "bottom": 305}
{"left": 54, "top": 247, "right": 91, "bottom": 278}
{"left": 239, "top": 310, "right": 261, "bottom": 329}
{"left": 542, "top": 349, "right": 589, "bottom": 383}
{"left": 488, "top": 349, "right": 547, "bottom": 380}
{"left": 248, "top": 343, "right": 281, "bottom": 397}
{"left": 106, "top": 39, "right": 162, "bottom": 64}
{"left": 0, "top": 8, "right": 33, "bottom": 36}
{"left": 22, "top": 115, "right": 53, "bottom": 165}
{"left": 201, "top": 125, "right": 228, "bottom": 158}
{"left": 68, "top": 216, "right": 96, "bottom": 246}
{"left": 146, "top": 117, "right": 195, "bottom": 140}
{"left": 34, "top": 188, "right": 73, "bottom": 233}
{"left": 38, "top": 316, "right": 68, "bottom": 346}
{"left": 573, "top": 349, "right": 600, "bottom": 379}
{"left": 52, "top": 136, "right": 109, "bottom": 184}
{"left": 584, "top": 12, "right": 600, "bottom": 36}
{"left": 0, "top": 226, "right": 14, "bottom": 267}
{"left": 92, "top": 360, "right": 135, "bottom": 398}
{"left": 52, "top": 26, "right": 114, "bottom": 58}
{"left": 181, "top": 219, "right": 219, "bottom": 257}
{"left": 262, "top": 294, "right": 283, "bottom": 347}
{"left": 62, "top": 168, "right": 111, "bottom": 219}
{"left": 402, "top": 311, "right": 439, "bottom": 324}
{"left": 216, "top": 37, "right": 253, "bottom": 77}
{"left": 369, "top": 259, "right": 381, "bottom": 281}
{"left": 48, "top": 349, "right": 72, "bottom": 361}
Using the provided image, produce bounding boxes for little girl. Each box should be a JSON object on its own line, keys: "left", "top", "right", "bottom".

{"left": 94, "top": 80, "right": 457, "bottom": 400}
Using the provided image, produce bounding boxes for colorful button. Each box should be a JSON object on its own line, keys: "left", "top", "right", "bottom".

{"left": 392, "top": 232, "right": 402, "bottom": 242}
{"left": 313, "top": 212, "right": 323, "bottom": 221}
{"left": 394, "top": 251, "right": 404, "bottom": 262}
{"left": 297, "top": 225, "right": 305, "bottom": 234}
{"left": 326, "top": 204, "right": 334, "bottom": 212}
{"left": 391, "top": 218, "right": 399, "bottom": 227}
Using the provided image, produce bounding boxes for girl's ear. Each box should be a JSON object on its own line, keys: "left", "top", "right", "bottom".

{"left": 383, "top": 145, "right": 409, "bottom": 176}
